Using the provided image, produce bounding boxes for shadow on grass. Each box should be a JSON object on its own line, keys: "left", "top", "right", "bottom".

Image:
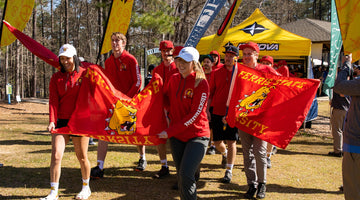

{"left": 197, "top": 182, "right": 342, "bottom": 199}
{"left": 0, "top": 139, "right": 50, "bottom": 146}
{"left": 0, "top": 165, "right": 180, "bottom": 200}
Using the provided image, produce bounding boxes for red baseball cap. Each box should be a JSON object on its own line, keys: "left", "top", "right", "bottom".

{"left": 239, "top": 42, "right": 259, "bottom": 53}
{"left": 159, "top": 40, "right": 174, "bottom": 50}
{"left": 209, "top": 50, "right": 219, "bottom": 56}
{"left": 173, "top": 46, "right": 184, "bottom": 57}
{"left": 260, "top": 56, "right": 274, "bottom": 65}
{"left": 278, "top": 60, "right": 287, "bottom": 66}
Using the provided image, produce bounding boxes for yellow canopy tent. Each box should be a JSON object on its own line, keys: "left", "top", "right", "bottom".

{"left": 196, "top": 8, "right": 311, "bottom": 59}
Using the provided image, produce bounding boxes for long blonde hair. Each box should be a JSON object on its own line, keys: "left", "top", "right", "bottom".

{"left": 193, "top": 61, "right": 206, "bottom": 87}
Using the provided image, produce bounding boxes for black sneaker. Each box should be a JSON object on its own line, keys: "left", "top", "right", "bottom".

{"left": 89, "top": 139, "right": 96, "bottom": 145}
{"left": 272, "top": 146, "right": 277, "bottom": 155}
{"left": 153, "top": 166, "right": 170, "bottom": 179}
{"left": 328, "top": 151, "right": 343, "bottom": 157}
{"left": 221, "top": 155, "right": 227, "bottom": 169}
{"left": 171, "top": 182, "right": 178, "bottom": 190}
{"left": 135, "top": 158, "right": 147, "bottom": 171}
{"left": 221, "top": 170, "right": 232, "bottom": 183}
{"left": 90, "top": 166, "right": 104, "bottom": 179}
{"left": 207, "top": 146, "right": 216, "bottom": 155}
{"left": 267, "top": 157, "right": 272, "bottom": 169}
{"left": 256, "top": 183, "right": 266, "bottom": 199}
{"left": 244, "top": 184, "right": 257, "bottom": 199}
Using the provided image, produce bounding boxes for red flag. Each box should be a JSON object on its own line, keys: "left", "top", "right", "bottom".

{"left": 3, "top": 20, "right": 168, "bottom": 145}
{"left": 227, "top": 65, "right": 320, "bottom": 149}
{"left": 53, "top": 66, "right": 168, "bottom": 146}
{"left": 3, "top": 20, "right": 60, "bottom": 69}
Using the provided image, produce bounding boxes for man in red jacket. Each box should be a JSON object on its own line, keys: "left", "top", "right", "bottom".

{"left": 209, "top": 45, "right": 239, "bottom": 184}
{"left": 136, "top": 40, "right": 179, "bottom": 178}
{"left": 238, "top": 42, "right": 278, "bottom": 199}
{"left": 90, "top": 32, "right": 142, "bottom": 179}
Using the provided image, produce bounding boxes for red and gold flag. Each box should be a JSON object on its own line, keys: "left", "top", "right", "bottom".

{"left": 227, "top": 65, "right": 320, "bottom": 149}
{"left": 52, "top": 66, "right": 168, "bottom": 145}
{"left": 0, "top": 0, "right": 35, "bottom": 47}
{"left": 4, "top": 20, "right": 167, "bottom": 145}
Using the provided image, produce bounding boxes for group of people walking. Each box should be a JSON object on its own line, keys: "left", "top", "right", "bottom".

{"left": 40, "top": 31, "right": 359, "bottom": 200}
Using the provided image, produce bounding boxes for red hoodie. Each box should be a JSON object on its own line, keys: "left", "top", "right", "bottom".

{"left": 49, "top": 67, "right": 86, "bottom": 124}
{"left": 164, "top": 72, "right": 210, "bottom": 142}
{"left": 104, "top": 50, "right": 141, "bottom": 98}
{"left": 153, "top": 61, "right": 178, "bottom": 85}
{"left": 210, "top": 50, "right": 224, "bottom": 71}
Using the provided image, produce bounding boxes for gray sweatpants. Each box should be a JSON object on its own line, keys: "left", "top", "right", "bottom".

{"left": 239, "top": 129, "right": 267, "bottom": 186}
{"left": 330, "top": 108, "right": 347, "bottom": 153}
{"left": 343, "top": 152, "right": 360, "bottom": 200}
{"left": 170, "top": 137, "right": 209, "bottom": 200}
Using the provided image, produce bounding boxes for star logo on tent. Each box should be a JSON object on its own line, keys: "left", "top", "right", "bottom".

{"left": 223, "top": 41, "right": 234, "bottom": 48}
{"left": 240, "top": 22, "right": 268, "bottom": 36}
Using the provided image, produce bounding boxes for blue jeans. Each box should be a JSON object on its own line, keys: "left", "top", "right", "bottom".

{"left": 170, "top": 137, "right": 209, "bottom": 200}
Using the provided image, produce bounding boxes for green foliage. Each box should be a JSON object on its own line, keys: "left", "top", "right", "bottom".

{"left": 131, "top": 0, "right": 178, "bottom": 35}
{"left": 147, "top": 54, "right": 161, "bottom": 66}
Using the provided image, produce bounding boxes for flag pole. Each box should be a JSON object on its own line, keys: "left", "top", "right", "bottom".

{"left": 96, "top": 0, "right": 114, "bottom": 65}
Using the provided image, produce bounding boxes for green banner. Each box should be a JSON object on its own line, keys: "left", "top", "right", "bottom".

{"left": 323, "top": 0, "right": 342, "bottom": 98}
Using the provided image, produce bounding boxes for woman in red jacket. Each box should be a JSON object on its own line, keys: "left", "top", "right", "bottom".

{"left": 41, "top": 44, "right": 91, "bottom": 200}
{"left": 158, "top": 47, "right": 210, "bottom": 200}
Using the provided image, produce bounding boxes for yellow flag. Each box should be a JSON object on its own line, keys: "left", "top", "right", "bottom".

{"left": 335, "top": 0, "right": 360, "bottom": 61}
{"left": 100, "top": 0, "right": 134, "bottom": 55}
{"left": 1, "top": 0, "right": 35, "bottom": 47}
{"left": 207, "top": 0, "right": 242, "bottom": 53}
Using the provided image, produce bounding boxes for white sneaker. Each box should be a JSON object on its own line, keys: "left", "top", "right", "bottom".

{"left": 39, "top": 193, "right": 59, "bottom": 200}
{"left": 76, "top": 187, "right": 91, "bottom": 199}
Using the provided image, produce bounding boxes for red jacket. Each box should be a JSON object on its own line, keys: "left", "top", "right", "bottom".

{"left": 210, "top": 64, "right": 238, "bottom": 116}
{"left": 255, "top": 64, "right": 280, "bottom": 75}
{"left": 104, "top": 50, "right": 141, "bottom": 98}
{"left": 210, "top": 50, "right": 224, "bottom": 71}
{"left": 164, "top": 72, "right": 210, "bottom": 142}
{"left": 276, "top": 65, "right": 290, "bottom": 77}
{"left": 49, "top": 67, "right": 86, "bottom": 124}
{"left": 153, "top": 61, "right": 178, "bottom": 85}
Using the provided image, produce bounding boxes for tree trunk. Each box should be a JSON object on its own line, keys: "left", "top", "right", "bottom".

{"left": 21, "top": 45, "right": 24, "bottom": 98}
{"left": 51, "top": 0, "right": 55, "bottom": 75}
{"left": 40, "top": 1, "right": 46, "bottom": 98}
{"left": 98, "top": 0, "right": 104, "bottom": 66}
{"left": 64, "top": 0, "right": 69, "bottom": 43}
{"left": 32, "top": 2, "right": 37, "bottom": 97}
{"left": 15, "top": 40, "right": 20, "bottom": 102}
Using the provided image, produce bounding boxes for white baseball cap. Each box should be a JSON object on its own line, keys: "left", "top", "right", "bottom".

{"left": 59, "top": 44, "right": 77, "bottom": 57}
{"left": 175, "top": 47, "right": 199, "bottom": 62}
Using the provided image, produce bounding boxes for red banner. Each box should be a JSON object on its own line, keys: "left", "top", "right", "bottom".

{"left": 53, "top": 66, "right": 167, "bottom": 145}
{"left": 3, "top": 20, "right": 167, "bottom": 145}
{"left": 227, "top": 65, "right": 320, "bottom": 149}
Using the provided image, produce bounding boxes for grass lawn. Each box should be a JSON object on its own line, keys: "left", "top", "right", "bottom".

{"left": 0, "top": 100, "right": 344, "bottom": 200}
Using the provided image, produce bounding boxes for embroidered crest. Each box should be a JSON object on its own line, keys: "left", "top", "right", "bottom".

{"left": 184, "top": 88, "right": 194, "bottom": 99}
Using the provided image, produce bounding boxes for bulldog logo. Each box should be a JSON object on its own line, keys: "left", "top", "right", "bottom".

{"left": 236, "top": 86, "right": 275, "bottom": 117}
{"left": 105, "top": 100, "right": 137, "bottom": 135}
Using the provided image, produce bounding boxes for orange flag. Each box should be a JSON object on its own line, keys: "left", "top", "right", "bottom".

{"left": 0, "top": 0, "right": 35, "bottom": 47}
{"left": 100, "top": 0, "right": 134, "bottom": 55}
{"left": 4, "top": 20, "right": 168, "bottom": 145}
{"left": 335, "top": 0, "right": 360, "bottom": 61}
{"left": 227, "top": 65, "right": 320, "bottom": 149}
{"left": 53, "top": 66, "right": 168, "bottom": 146}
